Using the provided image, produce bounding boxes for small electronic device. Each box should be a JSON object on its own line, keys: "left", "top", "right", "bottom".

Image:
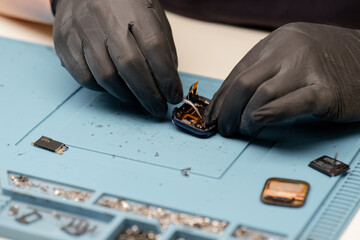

{"left": 309, "top": 155, "right": 349, "bottom": 177}
{"left": 261, "top": 178, "right": 310, "bottom": 207}
{"left": 172, "top": 81, "right": 216, "bottom": 137}
{"left": 32, "top": 136, "right": 68, "bottom": 154}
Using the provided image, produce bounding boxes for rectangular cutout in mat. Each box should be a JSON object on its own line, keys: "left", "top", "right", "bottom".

{"left": 0, "top": 200, "right": 113, "bottom": 239}
{"left": 33, "top": 76, "right": 248, "bottom": 179}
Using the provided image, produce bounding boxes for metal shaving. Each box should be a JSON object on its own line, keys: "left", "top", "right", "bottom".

{"left": 181, "top": 168, "right": 191, "bottom": 177}
{"left": 10, "top": 175, "right": 33, "bottom": 188}
{"left": 9, "top": 175, "right": 91, "bottom": 202}
{"left": 8, "top": 205, "right": 19, "bottom": 216}
{"left": 234, "top": 226, "right": 284, "bottom": 240}
{"left": 53, "top": 188, "right": 92, "bottom": 202}
{"left": 98, "top": 198, "right": 227, "bottom": 233}
{"left": 117, "top": 225, "right": 159, "bottom": 240}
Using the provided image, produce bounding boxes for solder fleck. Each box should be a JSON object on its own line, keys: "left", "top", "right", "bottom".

{"left": 8, "top": 205, "right": 19, "bottom": 216}
{"left": 181, "top": 168, "right": 191, "bottom": 177}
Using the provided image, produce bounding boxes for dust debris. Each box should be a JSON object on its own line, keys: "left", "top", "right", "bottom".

{"left": 181, "top": 167, "right": 191, "bottom": 177}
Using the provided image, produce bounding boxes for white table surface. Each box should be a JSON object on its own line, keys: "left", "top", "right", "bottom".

{"left": 0, "top": 11, "right": 359, "bottom": 240}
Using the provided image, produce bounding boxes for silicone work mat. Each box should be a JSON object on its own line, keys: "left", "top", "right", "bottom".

{"left": 0, "top": 37, "right": 360, "bottom": 240}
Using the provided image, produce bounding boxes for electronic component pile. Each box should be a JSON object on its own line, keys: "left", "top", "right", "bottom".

{"left": 172, "top": 81, "right": 216, "bottom": 137}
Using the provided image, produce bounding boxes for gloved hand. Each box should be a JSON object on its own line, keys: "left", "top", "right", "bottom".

{"left": 51, "top": 0, "right": 183, "bottom": 117}
{"left": 204, "top": 22, "right": 360, "bottom": 137}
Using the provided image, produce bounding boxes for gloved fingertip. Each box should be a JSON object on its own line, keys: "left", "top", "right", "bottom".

{"left": 203, "top": 111, "right": 214, "bottom": 126}
{"left": 240, "top": 124, "right": 262, "bottom": 137}
{"left": 148, "top": 101, "right": 168, "bottom": 118}
{"left": 218, "top": 120, "right": 235, "bottom": 137}
{"left": 163, "top": 74, "right": 183, "bottom": 104}
{"left": 203, "top": 102, "right": 218, "bottom": 125}
{"left": 167, "top": 88, "right": 183, "bottom": 104}
{"left": 239, "top": 115, "right": 261, "bottom": 137}
{"left": 252, "top": 109, "right": 272, "bottom": 124}
{"left": 203, "top": 113, "right": 210, "bottom": 125}
{"left": 218, "top": 127, "right": 235, "bottom": 137}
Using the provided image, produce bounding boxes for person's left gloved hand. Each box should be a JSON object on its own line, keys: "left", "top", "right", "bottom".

{"left": 204, "top": 22, "right": 360, "bottom": 137}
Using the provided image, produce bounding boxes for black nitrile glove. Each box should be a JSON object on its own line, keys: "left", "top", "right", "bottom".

{"left": 51, "top": 0, "right": 183, "bottom": 117}
{"left": 204, "top": 22, "right": 360, "bottom": 137}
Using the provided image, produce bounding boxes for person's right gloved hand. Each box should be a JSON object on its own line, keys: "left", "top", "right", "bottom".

{"left": 204, "top": 22, "right": 360, "bottom": 137}
{"left": 51, "top": 0, "right": 183, "bottom": 117}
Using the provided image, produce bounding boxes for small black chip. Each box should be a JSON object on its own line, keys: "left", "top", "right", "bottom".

{"left": 309, "top": 155, "right": 349, "bottom": 177}
{"left": 32, "top": 136, "right": 68, "bottom": 154}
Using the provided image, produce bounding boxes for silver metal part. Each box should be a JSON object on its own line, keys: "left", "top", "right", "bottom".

{"left": 234, "top": 226, "right": 285, "bottom": 240}
{"left": 53, "top": 188, "right": 92, "bottom": 202}
{"left": 181, "top": 167, "right": 191, "bottom": 177}
{"left": 182, "top": 99, "right": 202, "bottom": 119}
{"left": 61, "top": 218, "right": 89, "bottom": 236}
{"left": 9, "top": 175, "right": 92, "bottom": 202}
{"left": 98, "top": 198, "right": 227, "bottom": 233}
{"left": 8, "top": 205, "right": 19, "bottom": 216}
{"left": 16, "top": 210, "right": 42, "bottom": 224}
{"left": 116, "top": 224, "right": 159, "bottom": 240}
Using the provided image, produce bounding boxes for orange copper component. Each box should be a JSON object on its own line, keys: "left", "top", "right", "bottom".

{"left": 261, "top": 178, "right": 310, "bottom": 207}
{"left": 182, "top": 114, "right": 199, "bottom": 121}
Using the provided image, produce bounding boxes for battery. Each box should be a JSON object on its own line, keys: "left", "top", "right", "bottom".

{"left": 32, "top": 136, "right": 68, "bottom": 154}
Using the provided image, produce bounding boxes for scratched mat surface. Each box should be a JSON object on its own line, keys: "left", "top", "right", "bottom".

{"left": 1, "top": 37, "right": 360, "bottom": 240}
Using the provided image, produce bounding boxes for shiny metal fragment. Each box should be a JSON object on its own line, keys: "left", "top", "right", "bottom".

{"left": 116, "top": 225, "right": 159, "bottom": 240}
{"left": 234, "top": 226, "right": 285, "bottom": 240}
{"left": 53, "top": 188, "right": 92, "bottom": 202}
{"left": 98, "top": 198, "right": 227, "bottom": 233}
{"left": 181, "top": 168, "right": 191, "bottom": 177}
{"left": 9, "top": 175, "right": 92, "bottom": 202}
{"left": 8, "top": 205, "right": 19, "bottom": 216}
{"left": 10, "top": 175, "right": 33, "bottom": 188}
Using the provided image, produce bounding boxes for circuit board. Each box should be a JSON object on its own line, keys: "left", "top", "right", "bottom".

{"left": 0, "top": 37, "right": 360, "bottom": 240}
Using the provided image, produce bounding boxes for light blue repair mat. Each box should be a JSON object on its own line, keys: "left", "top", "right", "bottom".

{"left": 0, "top": 37, "right": 360, "bottom": 240}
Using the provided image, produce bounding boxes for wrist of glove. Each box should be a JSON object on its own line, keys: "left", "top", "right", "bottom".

{"left": 51, "top": 0, "right": 182, "bottom": 117}
{"left": 204, "top": 22, "right": 360, "bottom": 137}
